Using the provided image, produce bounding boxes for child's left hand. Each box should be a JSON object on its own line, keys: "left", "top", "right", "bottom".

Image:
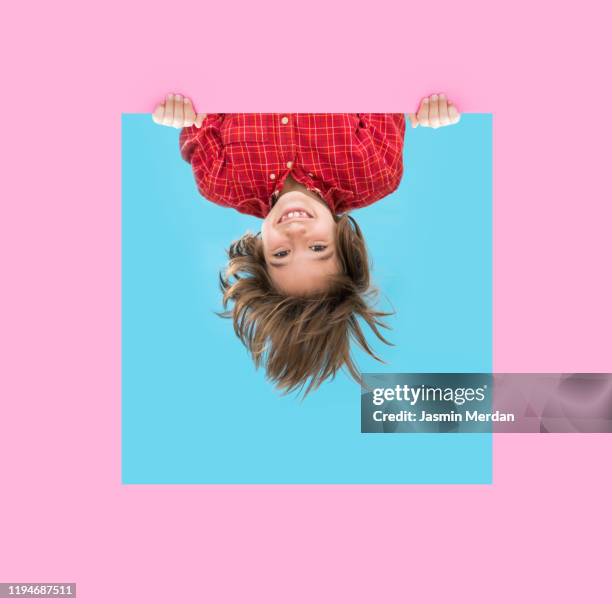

{"left": 408, "top": 93, "right": 461, "bottom": 129}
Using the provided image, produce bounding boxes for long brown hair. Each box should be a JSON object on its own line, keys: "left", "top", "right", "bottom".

{"left": 219, "top": 214, "right": 393, "bottom": 396}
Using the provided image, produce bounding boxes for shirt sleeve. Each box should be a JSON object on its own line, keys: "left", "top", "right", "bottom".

{"left": 179, "top": 113, "right": 226, "bottom": 164}
{"left": 177, "top": 113, "right": 270, "bottom": 218}
{"left": 355, "top": 113, "right": 406, "bottom": 177}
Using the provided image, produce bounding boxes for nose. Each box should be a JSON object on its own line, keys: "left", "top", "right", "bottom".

{"left": 283, "top": 222, "right": 308, "bottom": 235}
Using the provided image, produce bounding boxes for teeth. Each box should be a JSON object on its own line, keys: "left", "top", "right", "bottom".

{"left": 282, "top": 211, "right": 309, "bottom": 222}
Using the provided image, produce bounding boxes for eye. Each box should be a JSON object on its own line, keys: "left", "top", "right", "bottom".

{"left": 273, "top": 250, "right": 290, "bottom": 258}
{"left": 310, "top": 244, "right": 328, "bottom": 252}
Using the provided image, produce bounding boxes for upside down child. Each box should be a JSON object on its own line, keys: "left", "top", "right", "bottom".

{"left": 152, "top": 96, "right": 461, "bottom": 395}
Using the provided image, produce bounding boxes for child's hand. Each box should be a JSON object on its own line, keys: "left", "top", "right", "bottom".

{"left": 408, "top": 93, "right": 460, "bottom": 129}
{"left": 152, "top": 93, "right": 207, "bottom": 129}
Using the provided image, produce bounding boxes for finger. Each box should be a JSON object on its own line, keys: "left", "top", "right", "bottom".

{"left": 408, "top": 113, "right": 418, "bottom": 128}
{"left": 448, "top": 103, "right": 460, "bottom": 124}
{"left": 195, "top": 113, "right": 207, "bottom": 128}
{"left": 429, "top": 94, "right": 440, "bottom": 129}
{"left": 183, "top": 97, "right": 196, "bottom": 127}
{"left": 152, "top": 102, "right": 165, "bottom": 125}
{"left": 162, "top": 93, "right": 175, "bottom": 126}
{"left": 172, "top": 93, "right": 184, "bottom": 127}
{"left": 438, "top": 93, "right": 450, "bottom": 126}
{"left": 416, "top": 98, "right": 429, "bottom": 127}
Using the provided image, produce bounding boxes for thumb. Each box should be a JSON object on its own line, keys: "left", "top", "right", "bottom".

{"left": 152, "top": 103, "right": 165, "bottom": 125}
{"left": 194, "top": 113, "right": 208, "bottom": 128}
{"left": 408, "top": 113, "right": 418, "bottom": 129}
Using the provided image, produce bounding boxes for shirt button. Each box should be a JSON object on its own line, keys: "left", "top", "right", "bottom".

{"left": 269, "top": 173, "right": 276, "bottom": 180}
{"left": 308, "top": 172, "right": 314, "bottom": 177}
{"left": 281, "top": 116, "right": 289, "bottom": 125}
{"left": 286, "top": 161, "right": 293, "bottom": 169}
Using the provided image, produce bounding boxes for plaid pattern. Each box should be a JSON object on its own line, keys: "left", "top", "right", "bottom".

{"left": 179, "top": 113, "right": 405, "bottom": 218}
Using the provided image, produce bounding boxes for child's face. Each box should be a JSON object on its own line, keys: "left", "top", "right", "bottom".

{"left": 261, "top": 190, "right": 340, "bottom": 295}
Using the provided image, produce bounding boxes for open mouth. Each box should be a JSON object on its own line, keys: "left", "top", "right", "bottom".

{"left": 277, "top": 208, "right": 314, "bottom": 224}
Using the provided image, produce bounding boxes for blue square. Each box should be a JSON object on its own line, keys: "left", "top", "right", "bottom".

{"left": 122, "top": 114, "right": 492, "bottom": 483}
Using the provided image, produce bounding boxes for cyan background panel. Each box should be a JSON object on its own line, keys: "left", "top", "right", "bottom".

{"left": 122, "top": 114, "right": 492, "bottom": 483}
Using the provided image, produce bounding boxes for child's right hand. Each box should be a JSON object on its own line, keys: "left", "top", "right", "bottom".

{"left": 152, "top": 93, "right": 207, "bottom": 129}
{"left": 408, "top": 93, "right": 461, "bottom": 129}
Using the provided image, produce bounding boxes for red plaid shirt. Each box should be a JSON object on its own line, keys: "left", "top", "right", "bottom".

{"left": 179, "top": 113, "right": 405, "bottom": 218}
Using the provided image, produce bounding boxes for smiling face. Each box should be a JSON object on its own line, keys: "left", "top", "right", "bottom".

{"left": 261, "top": 189, "right": 341, "bottom": 295}
{"left": 220, "top": 206, "right": 387, "bottom": 395}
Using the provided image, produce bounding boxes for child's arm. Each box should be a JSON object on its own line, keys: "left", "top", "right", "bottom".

{"left": 151, "top": 93, "right": 225, "bottom": 164}
{"left": 408, "top": 93, "right": 460, "bottom": 129}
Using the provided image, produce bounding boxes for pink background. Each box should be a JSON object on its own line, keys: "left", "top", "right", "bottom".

{"left": 2, "top": 1, "right": 611, "bottom": 601}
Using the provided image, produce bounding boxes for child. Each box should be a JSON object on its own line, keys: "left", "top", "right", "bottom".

{"left": 152, "top": 97, "right": 460, "bottom": 395}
